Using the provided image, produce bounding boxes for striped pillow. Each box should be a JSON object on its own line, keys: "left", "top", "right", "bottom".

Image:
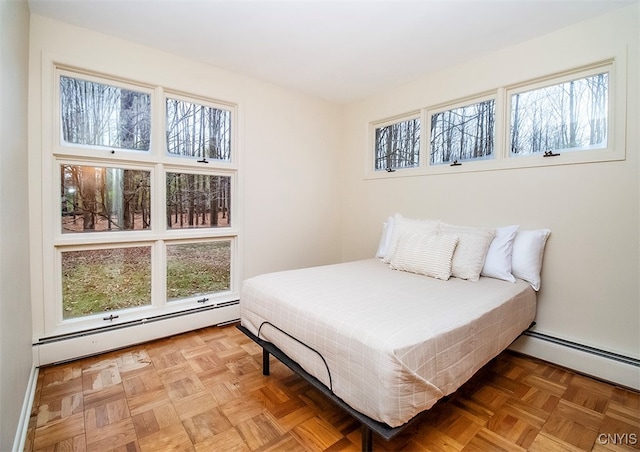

{"left": 390, "top": 233, "right": 459, "bottom": 280}
{"left": 382, "top": 214, "right": 440, "bottom": 263}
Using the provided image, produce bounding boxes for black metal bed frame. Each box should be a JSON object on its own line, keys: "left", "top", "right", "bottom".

{"left": 236, "top": 323, "right": 412, "bottom": 451}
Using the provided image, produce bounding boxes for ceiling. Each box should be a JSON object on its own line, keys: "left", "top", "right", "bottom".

{"left": 27, "top": 0, "right": 636, "bottom": 104}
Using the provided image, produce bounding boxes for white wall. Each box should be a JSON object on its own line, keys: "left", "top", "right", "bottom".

{"left": 340, "top": 5, "right": 639, "bottom": 375}
{"left": 0, "top": 0, "right": 33, "bottom": 449}
{"left": 28, "top": 15, "right": 343, "bottom": 337}
{"left": 22, "top": 1, "right": 639, "bottom": 420}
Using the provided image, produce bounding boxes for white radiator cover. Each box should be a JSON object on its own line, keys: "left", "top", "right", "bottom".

{"left": 34, "top": 303, "right": 240, "bottom": 366}
{"left": 509, "top": 334, "right": 640, "bottom": 391}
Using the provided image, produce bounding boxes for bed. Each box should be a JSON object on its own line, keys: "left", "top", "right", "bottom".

{"left": 238, "top": 216, "right": 548, "bottom": 450}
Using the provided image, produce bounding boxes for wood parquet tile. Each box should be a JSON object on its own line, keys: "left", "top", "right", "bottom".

{"left": 25, "top": 324, "right": 640, "bottom": 451}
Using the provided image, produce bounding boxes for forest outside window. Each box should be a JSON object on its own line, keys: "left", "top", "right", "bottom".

{"left": 373, "top": 114, "right": 420, "bottom": 172}
{"left": 509, "top": 70, "right": 609, "bottom": 157}
{"left": 61, "top": 164, "right": 151, "bottom": 233}
{"left": 60, "top": 74, "right": 151, "bottom": 152}
{"left": 166, "top": 172, "right": 231, "bottom": 229}
{"left": 45, "top": 66, "right": 239, "bottom": 337}
{"left": 166, "top": 96, "right": 232, "bottom": 161}
{"left": 429, "top": 98, "right": 495, "bottom": 166}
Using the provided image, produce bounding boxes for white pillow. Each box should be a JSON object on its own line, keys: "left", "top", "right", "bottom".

{"left": 440, "top": 223, "right": 496, "bottom": 282}
{"left": 382, "top": 214, "right": 440, "bottom": 263}
{"left": 512, "top": 229, "right": 551, "bottom": 291}
{"left": 481, "top": 225, "right": 520, "bottom": 282}
{"left": 375, "top": 216, "right": 395, "bottom": 258}
{"left": 390, "top": 233, "right": 458, "bottom": 280}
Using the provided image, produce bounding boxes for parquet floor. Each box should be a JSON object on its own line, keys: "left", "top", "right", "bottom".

{"left": 25, "top": 323, "right": 639, "bottom": 451}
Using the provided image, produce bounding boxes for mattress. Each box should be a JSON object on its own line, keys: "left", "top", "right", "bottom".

{"left": 240, "top": 258, "right": 536, "bottom": 428}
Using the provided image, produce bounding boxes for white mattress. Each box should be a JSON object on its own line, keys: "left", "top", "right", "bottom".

{"left": 240, "top": 259, "right": 536, "bottom": 428}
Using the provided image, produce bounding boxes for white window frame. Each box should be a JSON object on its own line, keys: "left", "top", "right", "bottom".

{"left": 504, "top": 60, "right": 619, "bottom": 167}
{"left": 365, "top": 55, "right": 626, "bottom": 180}
{"left": 425, "top": 91, "right": 502, "bottom": 175}
{"left": 164, "top": 90, "right": 236, "bottom": 166}
{"left": 35, "top": 61, "right": 241, "bottom": 340}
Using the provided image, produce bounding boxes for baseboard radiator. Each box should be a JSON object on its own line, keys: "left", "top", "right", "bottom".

{"left": 36, "top": 300, "right": 239, "bottom": 345}
{"left": 34, "top": 301, "right": 240, "bottom": 366}
{"left": 510, "top": 330, "right": 640, "bottom": 391}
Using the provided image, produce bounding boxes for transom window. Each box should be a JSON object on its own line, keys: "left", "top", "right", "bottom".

{"left": 166, "top": 96, "right": 232, "bottom": 161}
{"left": 368, "top": 59, "right": 622, "bottom": 177}
{"left": 60, "top": 75, "right": 151, "bottom": 151}
{"left": 373, "top": 114, "right": 420, "bottom": 172}
{"left": 430, "top": 98, "right": 495, "bottom": 166}
{"left": 509, "top": 72, "right": 608, "bottom": 156}
{"left": 46, "top": 68, "right": 239, "bottom": 336}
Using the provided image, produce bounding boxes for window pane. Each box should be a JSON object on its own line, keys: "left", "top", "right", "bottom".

{"left": 510, "top": 72, "right": 608, "bottom": 155}
{"left": 166, "top": 173, "right": 230, "bottom": 229}
{"left": 166, "top": 98, "right": 232, "bottom": 161}
{"left": 166, "top": 241, "right": 231, "bottom": 301}
{"left": 430, "top": 99, "right": 495, "bottom": 165}
{"left": 61, "top": 165, "right": 151, "bottom": 233}
{"left": 374, "top": 117, "right": 420, "bottom": 171}
{"left": 60, "top": 75, "right": 151, "bottom": 151}
{"left": 61, "top": 247, "right": 151, "bottom": 319}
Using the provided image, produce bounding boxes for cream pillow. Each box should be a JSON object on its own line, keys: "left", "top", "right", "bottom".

{"left": 390, "top": 233, "right": 458, "bottom": 280}
{"left": 440, "top": 223, "right": 496, "bottom": 282}
{"left": 382, "top": 214, "right": 440, "bottom": 263}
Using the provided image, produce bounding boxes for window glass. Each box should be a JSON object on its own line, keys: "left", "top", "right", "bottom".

{"left": 374, "top": 117, "right": 420, "bottom": 171}
{"left": 166, "top": 173, "right": 231, "bottom": 229}
{"left": 61, "top": 246, "right": 151, "bottom": 319}
{"left": 60, "top": 75, "right": 151, "bottom": 151}
{"left": 510, "top": 72, "right": 608, "bottom": 155}
{"left": 61, "top": 164, "right": 151, "bottom": 233}
{"left": 166, "top": 98, "right": 232, "bottom": 161}
{"left": 166, "top": 241, "right": 231, "bottom": 302}
{"left": 430, "top": 99, "right": 495, "bottom": 165}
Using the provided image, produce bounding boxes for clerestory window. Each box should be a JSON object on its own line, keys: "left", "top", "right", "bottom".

{"left": 509, "top": 71, "right": 609, "bottom": 157}
{"left": 368, "top": 59, "right": 623, "bottom": 177}
{"left": 373, "top": 114, "right": 421, "bottom": 172}
{"left": 429, "top": 97, "right": 496, "bottom": 166}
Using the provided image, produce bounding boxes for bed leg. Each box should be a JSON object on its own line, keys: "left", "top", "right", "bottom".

{"left": 361, "top": 424, "right": 373, "bottom": 451}
{"left": 262, "top": 348, "right": 270, "bottom": 375}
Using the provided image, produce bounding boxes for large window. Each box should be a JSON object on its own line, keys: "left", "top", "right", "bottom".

{"left": 368, "top": 59, "right": 623, "bottom": 177}
{"left": 43, "top": 68, "right": 239, "bottom": 337}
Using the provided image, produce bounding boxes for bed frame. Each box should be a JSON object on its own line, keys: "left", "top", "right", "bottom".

{"left": 236, "top": 323, "right": 415, "bottom": 451}
{"left": 237, "top": 320, "right": 536, "bottom": 451}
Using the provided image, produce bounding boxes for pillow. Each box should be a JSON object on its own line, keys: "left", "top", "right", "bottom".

{"left": 512, "top": 229, "right": 551, "bottom": 291}
{"left": 382, "top": 214, "right": 440, "bottom": 263}
{"left": 375, "top": 216, "right": 395, "bottom": 258}
{"left": 440, "top": 223, "right": 496, "bottom": 282}
{"left": 481, "top": 225, "right": 520, "bottom": 282}
{"left": 390, "top": 233, "right": 458, "bottom": 280}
